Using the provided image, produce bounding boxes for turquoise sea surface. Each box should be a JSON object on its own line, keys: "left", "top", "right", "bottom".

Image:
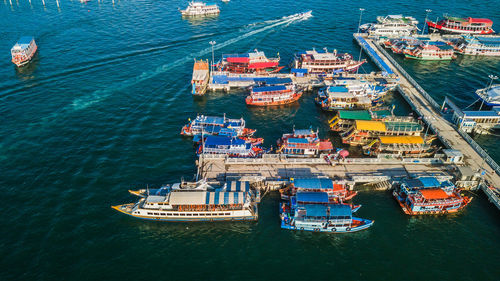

{"left": 1, "top": 0, "right": 499, "bottom": 280}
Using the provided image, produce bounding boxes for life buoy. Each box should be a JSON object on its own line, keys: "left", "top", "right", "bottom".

{"left": 346, "top": 227, "right": 351, "bottom": 231}
{"left": 331, "top": 227, "right": 336, "bottom": 232}
{"left": 300, "top": 227, "right": 304, "bottom": 231}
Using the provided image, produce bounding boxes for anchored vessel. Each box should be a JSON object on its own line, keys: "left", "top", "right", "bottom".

{"left": 180, "top": 2, "right": 220, "bottom": 16}
{"left": 427, "top": 16, "right": 494, "bottom": 34}
{"left": 361, "top": 15, "right": 419, "bottom": 38}
{"left": 246, "top": 84, "right": 302, "bottom": 106}
{"left": 293, "top": 48, "right": 365, "bottom": 75}
{"left": 280, "top": 201, "right": 373, "bottom": 233}
{"left": 280, "top": 178, "right": 357, "bottom": 201}
{"left": 362, "top": 135, "right": 436, "bottom": 157}
{"left": 276, "top": 128, "right": 333, "bottom": 157}
{"left": 316, "top": 83, "right": 388, "bottom": 111}
{"left": 475, "top": 84, "right": 500, "bottom": 107}
{"left": 404, "top": 41, "right": 456, "bottom": 60}
{"left": 113, "top": 185, "right": 258, "bottom": 221}
{"left": 340, "top": 119, "right": 424, "bottom": 145}
{"left": 454, "top": 35, "right": 500, "bottom": 56}
{"left": 329, "top": 108, "right": 396, "bottom": 131}
{"left": 198, "top": 135, "right": 263, "bottom": 157}
{"left": 192, "top": 60, "right": 210, "bottom": 96}
{"left": 220, "top": 50, "right": 283, "bottom": 74}
{"left": 393, "top": 177, "right": 472, "bottom": 215}
{"left": 181, "top": 114, "right": 255, "bottom": 137}
{"left": 11, "top": 36, "right": 37, "bottom": 67}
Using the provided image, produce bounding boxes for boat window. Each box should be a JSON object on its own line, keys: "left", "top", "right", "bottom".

{"left": 166, "top": 213, "right": 172, "bottom": 216}
{"left": 192, "top": 213, "right": 199, "bottom": 216}
{"left": 219, "top": 213, "right": 225, "bottom": 216}
{"left": 154, "top": 213, "right": 159, "bottom": 215}
{"left": 225, "top": 213, "right": 230, "bottom": 215}
{"left": 179, "top": 213, "right": 186, "bottom": 216}
{"left": 147, "top": 212, "right": 153, "bottom": 215}
{"left": 161, "top": 213, "right": 166, "bottom": 216}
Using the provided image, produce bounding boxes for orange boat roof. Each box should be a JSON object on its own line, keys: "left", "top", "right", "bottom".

{"left": 332, "top": 183, "right": 345, "bottom": 191}
{"left": 193, "top": 60, "right": 209, "bottom": 70}
{"left": 419, "top": 188, "right": 450, "bottom": 200}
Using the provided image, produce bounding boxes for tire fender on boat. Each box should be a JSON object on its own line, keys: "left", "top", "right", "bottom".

{"left": 346, "top": 227, "right": 351, "bottom": 232}
{"left": 331, "top": 227, "right": 336, "bottom": 232}
{"left": 300, "top": 227, "right": 304, "bottom": 231}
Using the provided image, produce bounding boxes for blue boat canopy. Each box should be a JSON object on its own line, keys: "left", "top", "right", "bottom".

{"left": 419, "top": 177, "right": 441, "bottom": 188}
{"left": 328, "top": 86, "right": 349, "bottom": 93}
{"left": 300, "top": 204, "right": 352, "bottom": 218}
{"left": 287, "top": 138, "right": 310, "bottom": 144}
{"left": 293, "top": 178, "right": 333, "bottom": 190}
{"left": 294, "top": 129, "right": 313, "bottom": 136}
{"left": 296, "top": 192, "right": 329, "bottom": 203}
{"left": 17, "top": 36, "right": 34, "bottom": 46}
{"left": 225, "top": 181, "right": 250, "bottom": 192}
{"left": 291, "top": 68, "right": 308, "bottom": 73}
{"left": 252, "top": 85, "right": 287, "bottom": 93}
{"left": 254, "top": 77, "right": 293, "bottom": 85}
{"left": 196, "top": 115, "right": 225, "bottom": 125}
{"left": 204, "top": 136, "right": 245, "bottom": 146}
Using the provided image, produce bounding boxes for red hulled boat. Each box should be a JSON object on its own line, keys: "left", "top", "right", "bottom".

{"left": 427, "top": 15, "right": 494, "bottom": 34}
{"left": 246, "top": 84, "right": 302, "bottom": 106}
{"left": 220, "top": 50, "right": 284, "bottom": 74}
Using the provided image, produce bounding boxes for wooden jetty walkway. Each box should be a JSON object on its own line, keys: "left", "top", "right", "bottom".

{"left": 354, "top": 34, "right": 500, "bottom": 210}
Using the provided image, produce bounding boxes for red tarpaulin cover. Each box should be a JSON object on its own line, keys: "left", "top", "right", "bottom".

{"left": 248, "top": 61, "right": 279, "bottom": 69}
{"left": 226, "top": 57, "right": 250, "bottom": 63}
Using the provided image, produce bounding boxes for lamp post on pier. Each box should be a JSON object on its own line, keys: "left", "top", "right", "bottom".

{"left": 479, "top": 74, "right": 498, "bottom": 110}
{"left": 356, "top": 8, "right": 365, "bottom": 74}
{"left": 357, "top": 8, "right": 365, "bottom": 34}
{"left": 422, "top": 9, "right": 432, "bottom": 35}
{"left": 209, "top": 40, "right": 216, "bottom": 73}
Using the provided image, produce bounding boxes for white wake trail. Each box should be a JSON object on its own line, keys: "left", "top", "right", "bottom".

{"left": 70, "top": 11, "right": 313, "bottom": 111}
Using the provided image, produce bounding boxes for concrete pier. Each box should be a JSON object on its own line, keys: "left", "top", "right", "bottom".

{"left": 354, "top": 34, "right": 500, "bottom": 210}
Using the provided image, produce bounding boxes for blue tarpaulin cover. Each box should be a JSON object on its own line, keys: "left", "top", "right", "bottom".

{"left": 300, "top": 204, "right": 352, "bottom": 217}
{"left": 287, "top": 138, "right": 310, "bottom": 144}
{"left": 328, "top": 86, "right": 349, "bottom": 93}
{"left": 291, "top": 68, "right": 308, "bottom": 73}
{"left": 252, "top": 85, "right": 287, "bottom": 93}
{"left": 419, "top": 177, "right": 441, "bottom": 188}
{"left": 204, "top": 136, "right": 245, "bottom": 147}
{"left": 226, "top": 181, "right": 250, "bottom": 192}
{"left": 296, "top": 192, "right": 329, "bottom": 203}
{"left": 293, "top": 178, "right": 333, "bottom": 190}
{"left": 254, "top": 77, "right": 293, "bottom": 85}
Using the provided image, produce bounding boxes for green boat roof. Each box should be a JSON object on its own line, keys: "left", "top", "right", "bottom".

{"left": 338, "top": 110, "right": 372, "bottom": 120}
{"left": 384, "top": 121, "right": 422, "bottom": 132}
{"left": 445, "top": 15, "right": 467, "bottom": 22}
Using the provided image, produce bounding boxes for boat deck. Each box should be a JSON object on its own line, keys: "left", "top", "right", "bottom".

{"left": 354, "top": 34, "right": 500, "bottom": 211}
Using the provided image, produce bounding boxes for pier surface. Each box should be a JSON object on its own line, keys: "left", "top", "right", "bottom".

{"left": 199, "top": 34, "right": 500, "bottom": 210}
{"left": 355, "top": 34, "right": 500, "bottom": 208}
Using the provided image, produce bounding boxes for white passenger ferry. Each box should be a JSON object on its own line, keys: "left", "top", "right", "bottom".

{"left": 362, "top": 15, "right": 419, "bottom": 38}
{"left": 11, "top": 36, "right": 37, "bottom": 67}
{"left": 113, "top": 181, "right": 258, "bottom": 221}
{"left": 454, "top": 35, "right": 500, "bottom": 56}
{"left": 180, "top": 2, "right": 220, "bottom": 17}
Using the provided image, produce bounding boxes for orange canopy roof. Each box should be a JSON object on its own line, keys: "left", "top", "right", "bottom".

{"left": 419, "top": 188, "right": 450, "bottom": 200}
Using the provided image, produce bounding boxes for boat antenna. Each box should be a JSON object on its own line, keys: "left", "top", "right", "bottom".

{"left": 147, "top": 184, "right": 149, "bottom": 196}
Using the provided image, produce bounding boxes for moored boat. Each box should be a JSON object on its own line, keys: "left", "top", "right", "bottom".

{"left": 192, "top": 59, "right": 210, "bottom": 96}
{"left": 220, "top": 50, "right": 283, "bottom": 74}
{"left": 276, "top": 128, "right": 334, "bottom": 157}
{"left": 340, "top": 119, "right": 424, "bottom": 145}
{"left": 113, "top": 188, "right": 258, "bottom": 221}
{"left": 475, "top": 84, "right": 500, "bottom": 107}
{"left": 280, "top": 178, "right": 357, "bottom": 201}
{"left": 454, "top": 35, "right": 500, "bottom": 56}
{"left": 427, "top": 15, "right": 494, "bottom": 35}
{"left": 293, "top": 48, "right": 365, "bottom": 75}
{"left": 246, "top": 84, "right": 302, "bottom": 106}
{"left": 362, "top": 135, "right": 436, "bottom": 157}
{"left": 393, "top": 177, "right": 472, "bottom": 215}
{"left": 280, "top": 202, "right": 373, "bottom": 233}
{"left": 316, "top": 86, "right": 373, "bottom": 111}
{"left": 180, "top": 1, "right": 220, "bottom": 16}
{"left": 181, "top": 114, "right": 256, "bottom": 137}
{"left": 363, "top": 15, "right": 419, "bottom": 38}
{"left": 197, "top": 135, "right": 263, "bottom": 157}
{"left": 11, "top": 36, "right": 37, "bottom": 67}
{"left": 404, "top": 41, "right": 456, "bottom": 60}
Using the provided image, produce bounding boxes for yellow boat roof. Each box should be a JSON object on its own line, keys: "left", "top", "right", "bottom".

{"left": 355, "top": 120, "right": 386, "bottom": 131}
{"left": 379, "top": 136, "right": 424, "bottom": 144}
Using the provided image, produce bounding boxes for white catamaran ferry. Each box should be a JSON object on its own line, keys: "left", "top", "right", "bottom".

{"left": 113, "top": 182, "right": 258, "bottom": 221}
{"left": 361, "top": 15, "right": 419, "bottom": 38}
{"left": 11, "top": 36, "right": 37, "bottom": 67}
{"left": 180, "top": 2, "right": 220, "bottom": 16}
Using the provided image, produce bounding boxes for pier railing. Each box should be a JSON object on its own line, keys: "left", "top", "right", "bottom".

{"left": 357, "top": 35, "right": 500, "bottom": 178}
{"left": 372, "top": 42, "right": 441, "bottom": 110}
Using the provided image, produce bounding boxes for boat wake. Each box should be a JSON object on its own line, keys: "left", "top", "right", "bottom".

{"left": 70, "top": 11, "right": 313, "bottom": 110}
